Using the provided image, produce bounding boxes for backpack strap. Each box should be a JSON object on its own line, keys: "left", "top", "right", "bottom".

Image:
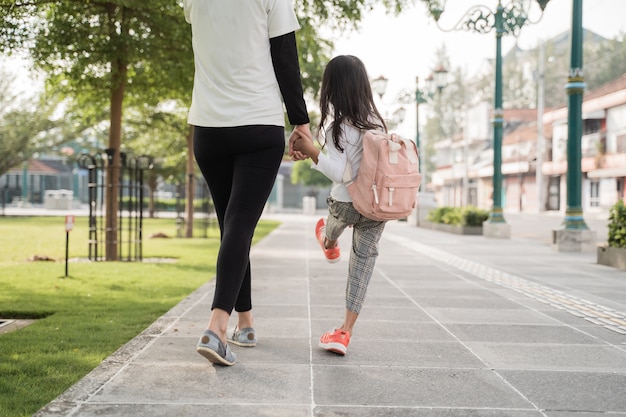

{"left": 398, "top": 136, "right": 419, "bottom": 164}
{"left": 342, "top": 129, "right": 366, "bottom": 185}
{"left": 343, "top": 159, "right": 353, "bottom": 184}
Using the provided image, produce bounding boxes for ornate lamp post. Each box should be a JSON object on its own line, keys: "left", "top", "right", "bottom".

{"left": 371, "top": 75, "right": 408, "bottom": 130}
{"left": 415, "top": 67, "right": 447, "bottom": 182}
{"left": 427, "top": 0, "right": 550, "bottom": 239}
{"left": 554, "top": 0, "right": 595, "bottom": 252}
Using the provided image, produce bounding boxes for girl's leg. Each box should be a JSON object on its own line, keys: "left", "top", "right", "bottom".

{"left": 344, "top": 218, "right": 386, "bottom": 326}
{"left": 325, "top": 200, "right": 385, "bottom": 333}
{"left": 194, "top": 125, "right": 284, "bottom": 341}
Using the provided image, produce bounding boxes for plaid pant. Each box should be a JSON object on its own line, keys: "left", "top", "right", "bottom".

{"left": 325, "top": 197, "right": 386, "bottom": 314}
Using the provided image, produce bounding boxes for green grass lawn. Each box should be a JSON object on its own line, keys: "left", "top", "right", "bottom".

{"left": 0, "top": 215, "right": 279, "bottom": 417}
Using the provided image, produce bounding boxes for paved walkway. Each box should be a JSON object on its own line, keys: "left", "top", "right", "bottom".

{"left": 34, "top": 214, "right": 626, "bottom": 416}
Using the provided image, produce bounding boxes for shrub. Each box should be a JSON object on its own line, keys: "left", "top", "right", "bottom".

{"left": 428, "top": 206, "right": 458, "bottom": 225}
{"left": 462, "top": 206, "right": 489, "bottom": 226}
{"left": 608, "top": 199, "right": 626, "bottom": 248}
{"left": 427, "top": 206, "right": 489, "bottom": 227}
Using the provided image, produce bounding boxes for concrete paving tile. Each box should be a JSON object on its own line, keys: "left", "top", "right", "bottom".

{"left": 356, "top": 306, "right": 433, "bottom": 322}
{"left": 444, "top": 324, "right": 603, "bottom": 344}
{"left": 310, "top": 284, "right": 400, "bottom": 299}
{"left": 466, "top": 342, "right": 626, "bottom": 372}
{"left": 131, "top": 336, "right": 313, "bottom": 366}
{"left": 426, "top": 308, "right": 560, "bottom": 325}
{"left": 546, "top": 412, "right": 626, "bottom": 417}
{"left": 133, "top": 336, "right": 198, "bottom": 364}
{"left": 311, "top": 319, "right": 455, "bottom": 342}
{"left": 500, "top": 370, "right": 626, "bottom": 412}
{"left": 134, "top": 335, "right": 311, "bottom": 365}
{"left": 161, "top": 316, "right": 311, "bottom": 339}
{"left": 252, "top": 289, "right": 310, "bottom": 306}
{"left": 243, "top": 317, "right": 311, "bottom": 338}
{"left": 411, "top": 289, "right": 513, "bottom": 299}
{"left": 313, "top": 407, "right": 543, "bottom": 416}
{"left": 412, "top": 296, "right": 527, "bottom": 310}
{"left": 313, "top": 367, "right": 531, "bottom": 409}
{"left": 170, "top": 303, "right": 308, "bottom": 326}
{"left": 567, "top": 324, "right": 626, "bottom": 345}
{"left": 311, "top": 293, "right": 418, "bottom": 308}
{"left": 313, "top": 340, "right": 484, "bottom": 368}
{"left": 229, "top": 337, "right": 312, "bottom": 364}
{"left": 310, "top": 305, "right": 347, "bottom": 320}
{"left": 92, "top": 363, "right": 311, "bottom": 405}
{"left": 392, "top": 279, "right": 484, "bottom": 290}
{"left": 159, "top": 317, "right": 205, "bottom": 337}
{"left": 63, "top": 404, "right": 312, "bottom": 417}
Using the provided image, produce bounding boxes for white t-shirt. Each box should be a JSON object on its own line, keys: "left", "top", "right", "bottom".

{"left": 184, "top": 0, "right": 300, "bottom": 127}
{"left": 313, "top": 124, "right": 363, "bottom": 202}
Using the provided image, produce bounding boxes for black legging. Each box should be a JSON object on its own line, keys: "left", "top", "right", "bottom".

{"left": 193, "top": 125, "right": 285, "bottom": 314}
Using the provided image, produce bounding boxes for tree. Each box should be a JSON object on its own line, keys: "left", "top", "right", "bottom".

{"left": 1, "top": 0, "right": 194, "bottom": 259}
{"left": 0, "top": 66, "right": 67, "bottom": 179}
{"left": 1, "top": 0, "right": 420, "bottom": 248}
{"left": 123, "top": 104, "right": 190, "bottom": 219}
{"left": 291, "top": 160, "right": 332, "bottom": 189}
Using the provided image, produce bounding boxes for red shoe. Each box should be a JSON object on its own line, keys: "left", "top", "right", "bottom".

{"left": 319, "top": 328, "right": 351, "bottom": 355}
{"left": 315, "top": 218, "right": 340, "bottom": 263}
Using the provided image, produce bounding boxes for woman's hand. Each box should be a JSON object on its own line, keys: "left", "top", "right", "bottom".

{"left": 289, "top": 124, "right": 312, "bottom": 161}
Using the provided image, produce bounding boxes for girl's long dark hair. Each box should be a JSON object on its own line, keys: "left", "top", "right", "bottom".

{"left": 318, "top": 55, "right": 387, "bottom": 151}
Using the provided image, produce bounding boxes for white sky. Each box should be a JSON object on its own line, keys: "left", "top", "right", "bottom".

{"left": 331, "top": 0, "right": 626, "bottom": 138}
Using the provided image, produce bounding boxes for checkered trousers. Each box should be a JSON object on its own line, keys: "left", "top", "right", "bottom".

{"left": 325, "top": 197, "right": 386, "bottom": 314}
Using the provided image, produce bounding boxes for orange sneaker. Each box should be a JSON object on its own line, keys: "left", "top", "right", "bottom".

{"left": 319, "top": 328, "right": 351, "bottom": 355}
{"left": 315, "top": 218, "right": 340, "bottom": 263}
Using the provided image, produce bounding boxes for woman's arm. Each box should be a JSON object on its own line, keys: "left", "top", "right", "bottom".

{"left": 270, "top": 32, "right": 309, "bottom": 126}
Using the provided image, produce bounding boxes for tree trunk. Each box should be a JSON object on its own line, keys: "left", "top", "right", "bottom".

{"left": 105, "top": 58, "right": 127, "bottom": 261}
{"left": 185, "top": 126, "right": 195, "bottom": 238}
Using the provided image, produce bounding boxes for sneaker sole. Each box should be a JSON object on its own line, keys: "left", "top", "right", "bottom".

{"left": 196, "top": 346, "right": 236, "bottom": 366}
{"left": 325, "top": 256, "right": 341, "bottom": 264}
{"left": 228, "top": 339, "right": 256, "bottom": 347}
{"left": 319, "top": 341, "right": 347, "bottom": 356}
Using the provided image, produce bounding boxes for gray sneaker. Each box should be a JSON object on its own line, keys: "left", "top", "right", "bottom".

{"left": 196, "top": 330, "right": 237, "bottom": 366}
{"left": 228, "top": 327, "right": 257, "bottom": 347}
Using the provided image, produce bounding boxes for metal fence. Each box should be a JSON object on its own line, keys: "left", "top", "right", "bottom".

{"left": 78, "top": 152, "right": 153, "bottom": 261}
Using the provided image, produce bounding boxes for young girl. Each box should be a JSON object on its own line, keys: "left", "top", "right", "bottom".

{"left": 290, "top": 55, "right": 387, "bottom": 356}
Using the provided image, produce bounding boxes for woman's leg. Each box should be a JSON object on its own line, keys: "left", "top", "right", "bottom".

{"left": 194, "top": 125, "right": 284, "bottom": 340}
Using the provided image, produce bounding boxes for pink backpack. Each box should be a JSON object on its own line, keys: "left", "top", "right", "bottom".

{"left": 343, "top": 130, "right": 422, "bottom": 221}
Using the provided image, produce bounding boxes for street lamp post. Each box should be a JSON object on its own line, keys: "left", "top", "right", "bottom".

{"left": 554, "top": 0, "right": 596, "bottom": 252}
{"left": 371, "top": 75, "right": 408, "bottom": 130}
{"left": 412, "top": 69, "right": 447, "bottom": 226}
{"left": 414, "top": 68, "right": 447, "bottom": 185}
{"left": 427, "top": 0, "right": 550, "bottom": 239}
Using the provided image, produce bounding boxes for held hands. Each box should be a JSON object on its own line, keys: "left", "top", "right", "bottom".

{"left": 289, "top": 124, "right": 314, "bottom": 161}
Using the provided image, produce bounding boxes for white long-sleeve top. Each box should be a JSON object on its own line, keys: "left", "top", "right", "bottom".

{"left": 312, "top": 124, "right": 363, "bottom": 202}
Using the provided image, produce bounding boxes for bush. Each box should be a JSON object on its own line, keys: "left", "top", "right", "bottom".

{"left": 428, "top": 206, "right": 458, "bottom": 225}
{"left": 427, "top": 206, "right": 489, "bottom": 227}
{"left": 462, "top": 206, "right": 490, "bottom": 226}
{"left": 608, "top": 199, "right": 626, "bottom": 248}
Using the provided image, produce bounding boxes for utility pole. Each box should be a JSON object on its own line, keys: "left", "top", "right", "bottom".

{"left": 536, "top": 40, "right": 545, "bottom": 212}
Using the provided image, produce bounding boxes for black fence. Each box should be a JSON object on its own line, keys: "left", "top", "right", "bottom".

{"left": 78, "top": 152, "right": 153, "bottom": 261}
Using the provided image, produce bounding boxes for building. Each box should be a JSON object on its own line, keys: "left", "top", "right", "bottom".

{"left": 543, "top": 73, "right": 626, "bottom": 212}
{"left": 431, "top": 73, "right": 626, "bottom": 214}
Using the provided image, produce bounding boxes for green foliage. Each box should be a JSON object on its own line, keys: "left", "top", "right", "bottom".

{"left": 427, "top": 206, "right": 458, "bottom": 224}
{"left": 291, "top": 159, "right": 332, "bottom": 187}
{"left": 462, "top": 205, "right": 489, "bottom": 226}
{"left": 608, "top": 199, "right": 626, "bottom": 248}
{"left": 427, "top": 205, "right": 489, "bottom": 226}
{"left": 0, "top": 216, "right": 279, "bottom": 417}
